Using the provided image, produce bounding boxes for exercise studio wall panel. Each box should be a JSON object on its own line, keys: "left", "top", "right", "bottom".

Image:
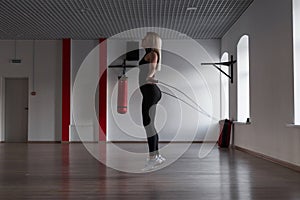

{"left": 0, "top": 40, "right": 62, "bottom": 142}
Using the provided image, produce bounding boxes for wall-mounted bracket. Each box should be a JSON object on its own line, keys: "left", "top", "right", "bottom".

{"left": 109, "top": 59, "right": 137, "bottom": 79}
{"left": 201, "top": 55, "right": 236, "bottom": 83}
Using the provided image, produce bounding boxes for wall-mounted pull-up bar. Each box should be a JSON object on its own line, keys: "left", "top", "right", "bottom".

{"left": 201, "top": 55, "right": 236, "bottom": 83}
{"left": 109, "top": 59, "right": 137, "bottom": 79}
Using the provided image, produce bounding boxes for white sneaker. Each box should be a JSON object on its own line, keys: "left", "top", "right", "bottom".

{"left": 157, "top": 154, "right": 166, "bottom": 162}
{"left": 142, "top": 155, "right": 165, "bottom": 171}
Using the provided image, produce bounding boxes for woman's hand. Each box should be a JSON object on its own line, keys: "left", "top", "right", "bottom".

{"left": 146, "top": 77, "right": 158, "bottom": 84}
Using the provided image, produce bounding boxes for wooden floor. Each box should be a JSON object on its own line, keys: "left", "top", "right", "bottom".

{"left": 0, "top": 143, "right": 299, "bottom": 200}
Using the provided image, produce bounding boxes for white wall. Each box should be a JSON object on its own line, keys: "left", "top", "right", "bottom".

{"left": 107, "top": 39, "right": 221, "bottom": 141}
{"left": 222, "top": 0, "right": 300, "bottom": 166}
{"left": 0, "top": 40, "right": 62, "bottom": 141}
{"left": 70, "top": 40, "right": 99, "bottom": 141}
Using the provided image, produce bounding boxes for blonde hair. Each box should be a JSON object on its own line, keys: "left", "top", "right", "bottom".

{"left": 144, "top": 32, "right": 162, "bottom": 71}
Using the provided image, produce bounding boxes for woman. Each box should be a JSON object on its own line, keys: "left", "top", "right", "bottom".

{"left": 139, "top": 32, "right": 166, "bottom": 170}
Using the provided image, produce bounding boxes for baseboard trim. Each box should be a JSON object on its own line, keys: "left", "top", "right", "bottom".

{"left": 1, "top": 141, "right": 216, "bottom": 144}
{"left": 109, "top": 141, "right": 216, "bottom": 144}
{"left": 62, "top": 141, "right": 216, "bottom": 144}
{"left": 234, "top": 145, "right": 300, "bottom": 172}
{"left": 27, "top": 141, "right": 61, "bottom": 143}
{"left": 0, "top": 141, "right": 61, "bottom": 143}
{"left": 62, "top": 141, "right": 98, "bottom": 143}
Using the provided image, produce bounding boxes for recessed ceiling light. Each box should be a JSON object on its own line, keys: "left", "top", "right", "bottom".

{"left": 79, "top": 8, "right": 90, "bottom": 13}
{"left": 187, "top": 7, "right": 197, "bottom": 11}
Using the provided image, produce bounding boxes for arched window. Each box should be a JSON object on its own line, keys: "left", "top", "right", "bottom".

{"left": 237, "top": 35, "right": 250, "bottom": 122}
{"left": 293, "top": 0, "right": 300, "bottom": 124}
{"left": 221, "top": 52, "right": 229, "bottom": 119}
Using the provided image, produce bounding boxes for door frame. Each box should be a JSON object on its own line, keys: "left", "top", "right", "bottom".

{"left": 1, "top": 77, "right": 29, "bottom": 142}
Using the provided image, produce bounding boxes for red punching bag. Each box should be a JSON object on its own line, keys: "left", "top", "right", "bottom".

{"left": 117, "top": 75, "right": 128, "bottom": 114}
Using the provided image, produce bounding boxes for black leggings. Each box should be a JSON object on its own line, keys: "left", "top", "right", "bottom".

{"left": 139, "top": 84, "right": 162, "bottom": 154}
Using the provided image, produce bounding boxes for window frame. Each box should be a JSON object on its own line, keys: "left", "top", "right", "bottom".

{"left": 221, "top": 52, "right": 229, "bottom": 119}
{"left": 293, "top": 0, "right": 300, "bottom": 124}
{"left": 237, "top": 35, "right": 250, "bottom": 123}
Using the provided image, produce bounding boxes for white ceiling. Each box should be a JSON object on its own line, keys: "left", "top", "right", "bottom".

{"left": 0, "top": 0, "right": 254, "bottom": 40}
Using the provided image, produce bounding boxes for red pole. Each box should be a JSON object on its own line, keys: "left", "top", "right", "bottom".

{"left": 62, "top": 39, "right": 71, "bottom": 142}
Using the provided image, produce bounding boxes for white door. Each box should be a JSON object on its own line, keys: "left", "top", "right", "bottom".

{"left": 5, "top": 78, "right": 29, "bottom": 142}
